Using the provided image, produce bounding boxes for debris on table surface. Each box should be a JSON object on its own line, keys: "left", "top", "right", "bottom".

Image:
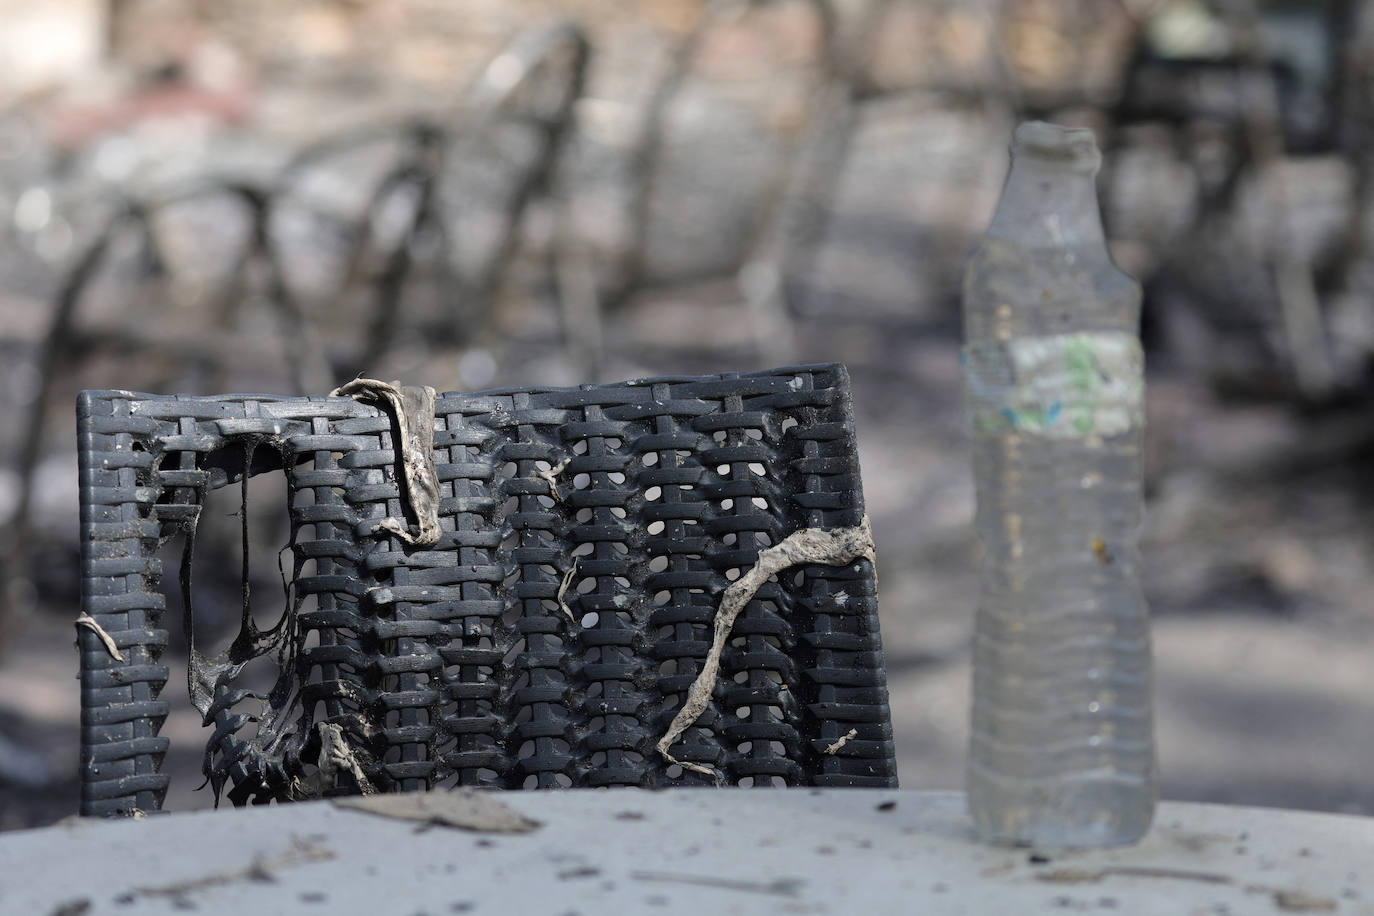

{"left": 332, "top": 788, "right": 541, "bottom": 833}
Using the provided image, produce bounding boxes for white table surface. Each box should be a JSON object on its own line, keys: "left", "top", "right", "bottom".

{"left": 1, "top": 789, "right": 1370, "bottom": 915}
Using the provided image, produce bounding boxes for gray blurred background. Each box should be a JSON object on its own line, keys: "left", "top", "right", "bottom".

{"left": 1, "top": 0, "right": 1372, "bottom": 828}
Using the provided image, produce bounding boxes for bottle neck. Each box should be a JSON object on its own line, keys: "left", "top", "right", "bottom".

{"left": 985, "top": 158, "right": 1108, "bottom": 253}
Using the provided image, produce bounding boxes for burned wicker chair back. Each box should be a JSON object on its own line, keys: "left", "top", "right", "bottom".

{"left": 77, "top": 364, "right": 895, "bottom": 816}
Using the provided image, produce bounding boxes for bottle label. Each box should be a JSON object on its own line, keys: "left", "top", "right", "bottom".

{"left": 963, "top": 332, "right": 1143, "bottom": 438}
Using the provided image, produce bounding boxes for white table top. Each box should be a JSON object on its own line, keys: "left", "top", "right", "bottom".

{"left": 1, "top": 789, "right": 1370, "bottom": 915}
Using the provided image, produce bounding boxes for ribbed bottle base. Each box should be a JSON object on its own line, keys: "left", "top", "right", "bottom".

{"left": 967, "top": 764, "right": 1154, "bottom": 848}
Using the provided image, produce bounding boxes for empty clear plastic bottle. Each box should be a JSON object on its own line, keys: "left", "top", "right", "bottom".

{"left": 962, "top": 122, "right": 1155, "bottom": 848}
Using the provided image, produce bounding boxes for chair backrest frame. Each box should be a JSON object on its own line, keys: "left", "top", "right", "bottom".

{"left": 77, "top": 364, "right": 896, "bottom": 816}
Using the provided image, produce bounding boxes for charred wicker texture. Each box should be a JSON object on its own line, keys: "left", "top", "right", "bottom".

{"left": 76, "top": 364, "right": 896, "bottom": 816}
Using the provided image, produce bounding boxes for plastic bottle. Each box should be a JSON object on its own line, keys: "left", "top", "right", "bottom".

{"left": 962, "top": 121, "right": 1155, "bottom": 848}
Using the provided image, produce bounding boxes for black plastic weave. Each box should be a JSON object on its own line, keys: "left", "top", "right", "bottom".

{"left": 77, "top": 364, "right": 895, "bottom": 815}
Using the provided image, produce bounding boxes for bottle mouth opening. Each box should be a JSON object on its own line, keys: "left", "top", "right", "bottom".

{"left": 1012, "top": 121, "right": 1101, "bottom": 171}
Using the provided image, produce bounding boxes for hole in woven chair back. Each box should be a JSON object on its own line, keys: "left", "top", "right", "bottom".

{"left": 157, "top": 445, "right": 296, "bottom": 664}
{"left": 149, "top": 439, "right": 310, "bottom": 806}
{"left": 155, "top": 442, "right": 303, "bottom": 750}
{"left": 191, "top": 450, "right": 294, "bottom": 644}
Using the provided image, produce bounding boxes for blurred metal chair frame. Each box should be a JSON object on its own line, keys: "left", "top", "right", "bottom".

{"left": 76, "top": 364, "right": 896, "bottom": 816}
